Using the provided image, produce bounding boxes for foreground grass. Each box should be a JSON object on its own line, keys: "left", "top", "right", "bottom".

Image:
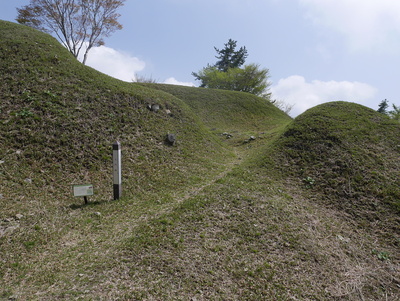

{"left": 118, "top": 164, "right": 399, "bottom": 300}
{"left": 2, "top": 135, "right": 399, "bottom": 300}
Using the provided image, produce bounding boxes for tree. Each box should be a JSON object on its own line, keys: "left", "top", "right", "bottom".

{"left": 192, "top": 64, "right": 271, "bottom": 96}
{"left": 214, "top": 39, "right": 248, "bottom": 72}
{"left": 269, "top": 99, "right": 293, "bottom": 115}
{"left": 377, "top": 99, "right": 389, "bottom": 114}
{"left": 192, "top": 39, "right": 248, "bottom": 82}
{"left": 192, "top": 39, "right": 271, "bottom": 97}
{"left": 16, "top": 0, "right": 125, "bottom": 65}
{"left": 388, "top": 104, "right": 400, "bottom": 122}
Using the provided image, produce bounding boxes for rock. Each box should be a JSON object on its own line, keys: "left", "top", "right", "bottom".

{"left": 166, "top": 133, "right": 176, "bottom": 146}
{"left": 244, "top": 136, "right": 257, "bottom": 144}
{"left": 151, "top": 104, "right": 160, "bottom": 112}
{"left": 24, "top": 178, "right": 32, "bottom": 184}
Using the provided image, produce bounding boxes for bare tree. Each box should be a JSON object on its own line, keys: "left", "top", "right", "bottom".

{"left": 270, "top": 98, "right": 294, "bottom": 115}
{"left": 16, "top": 0, "right": 125, "bottom": 65}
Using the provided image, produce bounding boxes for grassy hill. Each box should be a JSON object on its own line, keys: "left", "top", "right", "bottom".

{"left": 1, "top": 20, "right": 399, "bottom": 300}
{"left": 139, "top": 83, "right": 289, "bottom": 135}
{"left": 0, "top": 20, "right": 238, "bottom": 210}
{"left": 271, "top": 102, "right": 400, "bottom": 223}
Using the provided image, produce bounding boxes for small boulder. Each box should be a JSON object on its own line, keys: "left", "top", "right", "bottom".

{"left": 166, "top": 133, "right": 176, "bottom": 146}
{"left": 147, "top": 104, "right": 160, "bottom": 112}
{"left": 222, "top": 132, "right": 233, "bottom": 139}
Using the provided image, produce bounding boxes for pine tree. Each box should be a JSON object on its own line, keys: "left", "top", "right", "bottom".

{"left": 214, "top": 39, "right": 248, "bottom": 72}
{"left": 377, "top": 99, "right": 389, "bottom": 114}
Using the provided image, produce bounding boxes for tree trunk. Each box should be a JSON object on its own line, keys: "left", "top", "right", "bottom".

{"left": 82, "top": 47, "right": 91, "bottom": 65}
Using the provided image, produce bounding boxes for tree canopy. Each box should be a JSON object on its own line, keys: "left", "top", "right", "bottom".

{"left": 377, "top": 99, "right": 400, "bottom": 122}
{"left": 193, "top": 64, "right": 270, "bottom": 96}
{"left": 16, "top": 0, "right": 125, "bottom": 65}
{"left": 388, "top": 104, "right": 400, "bottom": 122}
{"left": 192, "top": 39, "right": 270, "bottom": 97}
{"left": 214, "top": 39, "right": 248, "bottom": 72}
{"left": 377, "top": 99, "right": 389, "bottom": 114}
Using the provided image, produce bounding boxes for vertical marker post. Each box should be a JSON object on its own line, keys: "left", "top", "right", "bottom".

{"left": 113, "top": 141, "right": 122, "bottom": 200}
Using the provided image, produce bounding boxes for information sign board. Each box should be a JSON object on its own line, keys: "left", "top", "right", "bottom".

{"left": 73, "top": 184, "right": 94, "bottom": 197}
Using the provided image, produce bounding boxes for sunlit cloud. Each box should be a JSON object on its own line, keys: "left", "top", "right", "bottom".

{"left": 271, "top": 75, "right": 378, "bottom": 116}
{"left": 164, "top": 77, "right": 195, "bottom": 87}
{"left": 79, "top": 44, "right": 146, "bottom": 82}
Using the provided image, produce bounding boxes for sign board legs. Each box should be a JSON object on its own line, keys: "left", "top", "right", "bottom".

{"left": 113, "top": 141, "right": 122, "bottom": 200}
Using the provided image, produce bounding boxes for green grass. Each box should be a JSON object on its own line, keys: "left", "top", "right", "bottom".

{"left": 1, "top": 20, "right": 399, "bottom": 300}
{"left": 140, "top": 83, "right": 290, "bottom": 132}
{"left": 270, "top": 102, "right": 400, "bottom": 225}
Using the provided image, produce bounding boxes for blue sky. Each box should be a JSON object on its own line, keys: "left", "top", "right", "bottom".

{"left": 2, "top": 0, "right": 400, "bottom": 116}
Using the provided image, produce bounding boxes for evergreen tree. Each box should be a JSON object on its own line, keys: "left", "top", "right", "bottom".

{"left": 214, "top": 39, "right": 248, "bottom": 72}
{"left": 377, "top": 99, "right": 389, "bottom": 114}
{"left": 192, "top": 39, "right": 270, "bottom": 97}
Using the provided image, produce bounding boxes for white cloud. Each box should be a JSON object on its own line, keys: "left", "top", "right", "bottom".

{"left": 79, "top": 44, "right": 146, "bottom": 82}
{"left": 271, "top": 75, "right": 377, "bottom": 116}
{"left": 164, "top": 77, "right": 195, "bottom": 87}
{"left": 299, "top": 0, "right": 400, "bottom": 52}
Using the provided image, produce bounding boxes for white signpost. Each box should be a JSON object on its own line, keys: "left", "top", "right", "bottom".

{"left": 73, "top": 184, "right": 94, "bottom": 204}
{"left": 113, "top": 141, "right": 122, "bottom": 200}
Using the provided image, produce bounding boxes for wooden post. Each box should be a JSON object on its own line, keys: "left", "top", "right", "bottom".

{"left": 113, "top": 141, "right": 122, "bottom": 200}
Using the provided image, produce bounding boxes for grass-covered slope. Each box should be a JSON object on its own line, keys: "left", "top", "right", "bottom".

{"left": 0, "top": 20, "right": 232, "bottom": 211}
{"left": 140, "top": 83, "right": 291, "bottom": 143}
{"left": 271, "top": 101, "right": 400, "bottom": 230}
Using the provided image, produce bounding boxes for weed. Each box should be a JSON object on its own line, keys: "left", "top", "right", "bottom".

{"left": 23, "top": 241, "right": 36, "bottom": 250}
{"left": 372, "top": 249, "right": 390, "bottom": 261}
{"left": 43, "top": 89, "right": 57, "bottom": 98}
{"left": 22, "top": 91, "right": 36, "bottom": 102}
{"left": 303, "top": 176, "right": 315, "bottom": 188}
{"left": 15, "top": 109, "right": 34, "bottom": 118}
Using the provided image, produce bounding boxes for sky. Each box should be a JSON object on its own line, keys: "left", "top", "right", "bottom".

{"left": 1, "top": 0, "right": 400, "bottom": 116}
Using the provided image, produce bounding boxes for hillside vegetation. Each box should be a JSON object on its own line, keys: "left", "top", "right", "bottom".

{"left": 0, "top": 20, "right": 237, "bottom": 209}
{"left": 272, "top": 102, "right": 400, "bottom": 223}
{"left": 0, "top": 20, "right": 399, "bottom": 300}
